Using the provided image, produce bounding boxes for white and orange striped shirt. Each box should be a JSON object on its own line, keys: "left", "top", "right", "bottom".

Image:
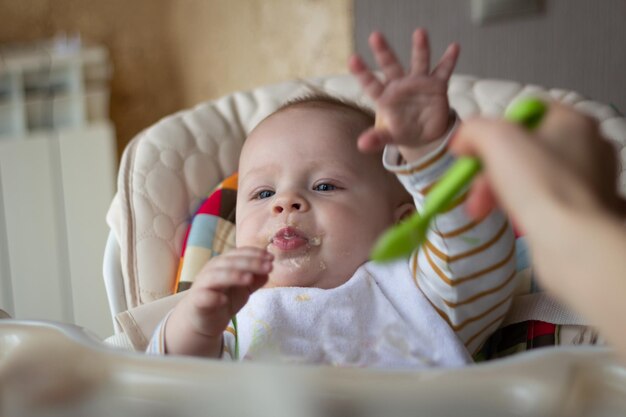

{"left": 383, "top": 114, "right": 517, "bottom": 355}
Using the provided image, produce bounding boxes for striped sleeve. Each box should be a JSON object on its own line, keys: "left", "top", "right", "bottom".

{"left": 222, "top": 323, "right": 237, "bottom": 360}
{"left": 145, "top": 310, "right": 173, "bottom": 354}
{"left": 383, "top": 112, "right": 517, "bottom": 355}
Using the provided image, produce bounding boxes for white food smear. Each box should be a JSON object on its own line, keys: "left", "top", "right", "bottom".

{"left": 278, "top": 255, "right": 310, "bottom": 271}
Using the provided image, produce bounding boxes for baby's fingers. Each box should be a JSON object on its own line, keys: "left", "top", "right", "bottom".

{"left": 368, "top": 31, "right": 405, "bottom": 81}
{"left": 410, "top": 28, "right": 430, "bottom": 76}
{"left": 201, "top": 267, "right": 269, "bottom": 291}
{"left": 356, "top": 126, "right": 393, "bottom": 153}
{"left": 188, "top": 289, "right": 235, "bottom": 336}
{"left": 348, "top": 54, "right": 384, "bottom": 99}
{"left": 191, "top": 289, "right": 229, "bottom": 313}
{"left": 220, "top": 246, "right": 273, "bottom": 260}
{"left": 431, "top": 42, "right": 460, "bottom": 81}
{"left": 205, "top": 246, "right": 272, "bottom": 274}
{"left": 210, "top": 253, "right": 273, "bottom": 277}
{"left": 246, "top": 274, "right": 269, "bottom": 294}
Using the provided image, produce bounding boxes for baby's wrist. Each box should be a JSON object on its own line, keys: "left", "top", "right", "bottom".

{"left": 398, "top": 111, "right": 457, "bottom": 163}
{"left": 165, "top": 304, "right": 224, "bottom": 357}
{"left": 169, "top": 327, "right": 223, "bottom": 357}
{"left": 398, "top": 139, "right": 445, "bottom": 163}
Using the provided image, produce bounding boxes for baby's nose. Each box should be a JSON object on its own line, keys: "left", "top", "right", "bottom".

{"left": 273, "top": 193, "right": 309, "bottom": 214}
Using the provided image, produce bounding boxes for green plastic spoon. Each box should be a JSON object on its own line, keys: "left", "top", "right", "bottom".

{"left": 370, "top": 97, "right": 547, "bottom": 262}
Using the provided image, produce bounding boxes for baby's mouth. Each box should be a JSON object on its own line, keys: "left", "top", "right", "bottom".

{"left": 270, "top": 227, "right": 310, "bottom": 251}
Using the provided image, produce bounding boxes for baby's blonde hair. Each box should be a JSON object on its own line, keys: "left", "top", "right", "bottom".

{"left": 276, "top": 91, "right": 374, "bottom": 123}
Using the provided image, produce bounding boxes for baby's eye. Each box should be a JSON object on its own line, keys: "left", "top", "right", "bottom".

{"left": 314, "top": 183, "right": 337, "bottom": 192}
{"left": 256, "top": 190, "right": 275, "bottom": 199}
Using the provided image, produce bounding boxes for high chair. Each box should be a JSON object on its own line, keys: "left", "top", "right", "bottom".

{"left": 1, "top": 74, "right": 626, "bottom": 416}
{"left": 102, "top": 73, "right": 626, "bottom": 352}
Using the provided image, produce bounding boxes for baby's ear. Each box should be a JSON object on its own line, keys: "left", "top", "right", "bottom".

{"left": 393, "top": 202, "right": 415, "bottom": 224}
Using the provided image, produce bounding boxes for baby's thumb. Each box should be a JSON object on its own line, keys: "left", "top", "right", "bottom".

{"left": 357, "top": 127, "right": 393, "bottom": 153}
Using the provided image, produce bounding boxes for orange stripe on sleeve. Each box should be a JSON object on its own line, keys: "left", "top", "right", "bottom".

{"left": 419, "top": 182, "right": 436, "bottom": 195}
{"left": 423, "top": 242, "right": 515, "bottom": 286}
{"left": 432, "top": 215, "right": 488, "bottom": 238}
{"left": 423, "top": 287, "right": 514, "bottom": 332}
{"left": 439, "top": 190, "right": 469, "bottom": 214}
{"left": 411, "top": 252, "right": 419, "bottom": 286}
{"left": 425, "top": 220, "right": 510, "bottom": 263}
{"left": 442, "top": 269, "right": 516, "bottom": 308}
{"left": 392, "top": 145, "right": 448, "bottom": 175}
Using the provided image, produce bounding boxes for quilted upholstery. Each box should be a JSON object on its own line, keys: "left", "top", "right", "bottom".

{"left": 107, "top": 74, "right": 626, "bottom": 310}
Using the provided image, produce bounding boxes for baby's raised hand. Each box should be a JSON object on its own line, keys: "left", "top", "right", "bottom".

{"left": 349, "top": 29, "right": 460, "bottom": 162}
{"left": 165, "top": 247, "right": 273, "bottom": 357}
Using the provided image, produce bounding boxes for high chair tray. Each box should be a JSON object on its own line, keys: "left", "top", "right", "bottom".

{"left": 1, "top": 320, "right": 625, "bottom": 417}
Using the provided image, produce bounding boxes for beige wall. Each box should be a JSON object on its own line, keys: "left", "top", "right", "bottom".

{"left": 167, "top": 1, "right": 353, "bottom": 106}
{"left": 0, "top": 0, "right": 353, "bottom": 157}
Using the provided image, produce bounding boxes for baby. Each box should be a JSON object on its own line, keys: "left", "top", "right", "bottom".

{"left": 148, "top": 30, "right": 516, "bottom": 367}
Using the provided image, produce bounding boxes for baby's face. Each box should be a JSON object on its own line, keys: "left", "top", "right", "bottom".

{"left": 236, "top": 106, "right": 401, "bottom": 289}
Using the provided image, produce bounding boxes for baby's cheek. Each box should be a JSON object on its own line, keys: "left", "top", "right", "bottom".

{"left": 237, "top": 220, "right": 274, "bottom": 252}
{"left": 330, "top": 221, "right": 377, "bottom": 262}
{"left": 234, "top": 219, "right": 256, "bottom": 247}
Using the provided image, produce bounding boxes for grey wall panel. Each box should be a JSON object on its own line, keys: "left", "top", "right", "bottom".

{"left": 355, "top": 0, "right": 626, "bottom": 112}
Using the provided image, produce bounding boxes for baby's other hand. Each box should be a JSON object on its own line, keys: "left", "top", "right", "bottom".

{"left": 349, "top": 29, "right": 459, "bottom": 162}
{"left": 165, "top": 247, "right": 273, "bottom": 356}
{"left": 186, "top": 247, "right": 272, "bottom": 337}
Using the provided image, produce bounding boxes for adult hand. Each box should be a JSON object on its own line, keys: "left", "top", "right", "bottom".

{"left": 450, "top": 104, "right": 626, "bottom": 361}
{"left": 452, "top": 103, "right": 624, "bottom": 222}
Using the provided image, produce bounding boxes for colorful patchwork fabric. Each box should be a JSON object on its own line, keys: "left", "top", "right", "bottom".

{"left": 175, "top": 173, "right": 238, "bottom": 293}
{"left": 475, "top": 321, "right": 602, "bottom": 362}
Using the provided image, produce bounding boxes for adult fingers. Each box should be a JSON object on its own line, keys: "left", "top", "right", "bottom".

{"left": 449, "top": 118, "right": 546, "bottom": 216}
{"left": 465, "top": 174, "right": 499, "bottom": 220}
{"left": 537, "top": 103, "right": 599, "bottom": 142}
{"left": 536, "top": 103, "right": 622, "bottom": 211}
